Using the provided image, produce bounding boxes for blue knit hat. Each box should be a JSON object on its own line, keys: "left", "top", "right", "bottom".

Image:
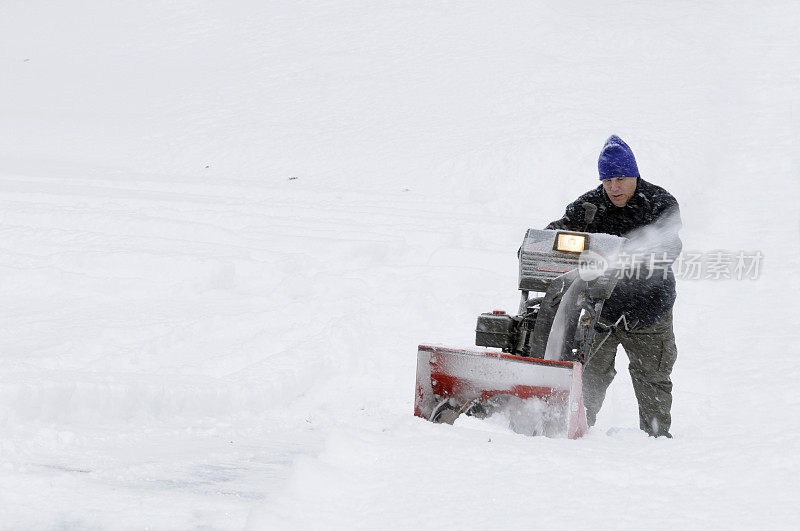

{"left": 598, "top": 135, "right": 640, "bottom": 180}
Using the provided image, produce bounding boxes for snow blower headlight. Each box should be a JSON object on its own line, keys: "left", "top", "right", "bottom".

{"left": 554, "top": 232, "right": 587, "bottom": 253}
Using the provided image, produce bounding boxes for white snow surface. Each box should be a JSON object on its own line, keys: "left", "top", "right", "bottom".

{"left": 2, "top": 1, "right": 799, "bottom": 529}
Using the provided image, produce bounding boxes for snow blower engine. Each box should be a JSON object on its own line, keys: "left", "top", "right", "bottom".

{"left": 414, "top": 226, "right": 626, "bottom": 438}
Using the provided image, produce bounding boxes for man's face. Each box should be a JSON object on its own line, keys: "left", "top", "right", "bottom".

{"left": 602, "top": 176, "right": 638, "bottom": 207}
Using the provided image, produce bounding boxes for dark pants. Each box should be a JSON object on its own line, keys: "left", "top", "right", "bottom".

{"left": 583, "top": 311, "right": 678, "bottom": 437}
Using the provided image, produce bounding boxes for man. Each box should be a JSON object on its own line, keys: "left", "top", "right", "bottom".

{"left": 546, "top": 135, "right": 681, "bottom": 437}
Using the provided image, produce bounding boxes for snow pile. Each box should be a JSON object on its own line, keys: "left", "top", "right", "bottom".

{"left": 1, "top": 1, "right": 799, "bottom": 529}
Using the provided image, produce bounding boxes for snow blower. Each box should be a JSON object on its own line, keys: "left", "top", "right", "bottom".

{"left": 414, "top": 226, "right": 626, "bottom": 438}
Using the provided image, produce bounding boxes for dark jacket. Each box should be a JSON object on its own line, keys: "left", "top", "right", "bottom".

{"left": 546, "top": 178, "right": 682, "bottom": 327}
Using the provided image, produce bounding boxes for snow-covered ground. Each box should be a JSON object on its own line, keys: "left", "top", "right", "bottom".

{"left": 1, "top": 1, "right": 799, "bottom": 529}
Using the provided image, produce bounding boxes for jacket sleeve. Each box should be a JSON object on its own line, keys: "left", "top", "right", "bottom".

{"left": 647, "top": 194, "right": 682, "bottom": 264}
{"left": 544, "top": 200, "right": 583, "bottom": 231}
{"left": 520, "top": 200, "right": 581, "bottom": 257}
{"left": 626, "top": 195, "right": 683, "bottom": 274}
{"left": 656, "top": 203, "right": 683, "bottom": 264}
